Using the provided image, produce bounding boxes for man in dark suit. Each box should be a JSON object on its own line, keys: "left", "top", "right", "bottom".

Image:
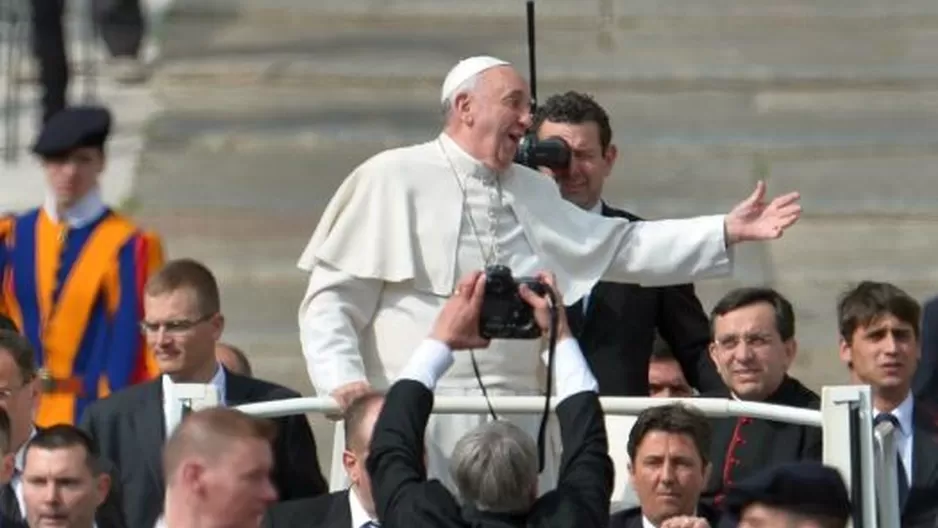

{"left": 913, "top": 295, "right": 938, "bottom": 403}
{"left": 366, "top": 270, "right": 614, "bottom": 527}
{"left": 532, "top": 91, "right": 722, "bottom": 397}
{"left": 264, "top": 392, "right": 383, "bottom": 528}
{"left": 701, "top": 287, "right": 822, "bottom": 506}
{"left": 721, "top": 462, "right": 851, "bottom": 528}
{"left": 80, "top": 259, "right": 327, "bottom": 528}
{"left": 610, "top": 404, "right": 720, "bottom": 528}
{"left": 0, "top": 408, "right": 26, "bottom": 528}
{"left": 0, "top": 330, "right": 125, "bottom": 527}
{"left": 838, "top": 281, "right": 938, "bottom": 528}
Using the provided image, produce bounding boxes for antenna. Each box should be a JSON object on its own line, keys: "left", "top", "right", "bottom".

{"left": 526, "top": 0, "right": 537, "bottom": 111}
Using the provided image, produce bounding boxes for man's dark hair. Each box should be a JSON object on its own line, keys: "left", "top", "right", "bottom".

{"left": 343, "top": 391, "right": 385, "bottom": 452}
{"left": 25, "top": 425, "right": 103, "bottom": 475}
{"left": 532, "top": 91, "right": 613, "bottom": 153}
{"left": 650, "top": 336, "right": 676, "bottom": 362}
{"left": 0, "top": 315, "right": 16, "bottom": 333}
{"left": 627, "top": 404, "right": 711, "bottom": 465}
{"left": 837, "top": 281, "right": 920, "bottom": 343}
{"left": 0, "top": 329, "right": 37, "bottom": 383}
{"left": 710, "top": 287, "right": 795, "bottom": 342}
{"left": 0, "top": 408, "right": 11, "bottom": 454}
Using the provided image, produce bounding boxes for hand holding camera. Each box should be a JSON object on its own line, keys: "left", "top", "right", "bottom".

{"left": 430, "top": 266, "right": 568, "bottom": 350}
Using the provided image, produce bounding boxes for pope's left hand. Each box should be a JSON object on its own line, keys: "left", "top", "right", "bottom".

{"left": 724, "top": 180, "right": 801, "bottom": 245}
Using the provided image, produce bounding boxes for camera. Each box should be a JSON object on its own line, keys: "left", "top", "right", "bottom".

{"left": 479, "top": 265, "right": 550, "bottom": 339}
{"left": 514, "top": 132, "right": 571, "bottom": 171}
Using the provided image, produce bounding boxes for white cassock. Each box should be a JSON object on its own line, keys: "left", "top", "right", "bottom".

{"left": 296, "top": 131, "right": 733, "bottom": 493}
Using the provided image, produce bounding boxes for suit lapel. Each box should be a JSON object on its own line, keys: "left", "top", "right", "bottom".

{"left": 325, "top": 490, "right": 352, "bottom": 528}
{"left": 224, "top": 370, "right": 254, "bottom": 406}
{"left": 135, "top": 380, "right": 167, "bottom": 492}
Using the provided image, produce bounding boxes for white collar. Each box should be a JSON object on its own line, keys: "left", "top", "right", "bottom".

{"left": 42, "top": 187, "right": 108, "bottom": 229}
{"left": 438, "top": 132, "right": 500, "bottom": 183}
{"left": 161, "top": 363, "right": 228, "bottom": 404}
{"left": 348, "top": 486, "right": 378, "bottom": 528}
{"left": 14, "top": 427, "right": 38, "bottom": 472}
{"left": 587, "top": 200, "right": 603, "bottom": 215}
{"left": 874, "top": 391, "right": 914, "bottom": 438}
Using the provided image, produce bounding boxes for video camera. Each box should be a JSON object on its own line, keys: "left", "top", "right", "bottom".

{"left": 514, "top": 133, "right": 570, "bottom": 171}
{"left": 509, "top": 0, "right": 572, "bottom": 172}
{"left": 479, "top": 264, "right": 550, "bottom": 339}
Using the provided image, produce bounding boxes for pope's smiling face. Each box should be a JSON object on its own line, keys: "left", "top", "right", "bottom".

{"left": 453, "top": 66, "right": 532, "bottom": 172}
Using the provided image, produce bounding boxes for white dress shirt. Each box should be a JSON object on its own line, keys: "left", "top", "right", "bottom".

{"left": 161, "top": 363, "right": 227, "bottom": 436}
{"left": 874, "top": 391, "right": 914, "bottom": 487}
{"left": 42, "top": 187, "right": 108, "bottom": 228}
{"left": 11, "top": 427, "right": 37, "bottom": 517}
{"left": 348, "top": 486, "right": 379, "bottom": 528}
{"left": 580, "top": 200, "right": 605, "bottom": 316}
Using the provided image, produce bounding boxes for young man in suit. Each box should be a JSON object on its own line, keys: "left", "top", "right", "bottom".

{"left": 263, "top": 392, "right": 383, "bottom": 528}
{"left": 366, "top": 270, "right": 614, "bottom": 528}
{"left": 21, "top": 425, "right": 113, "bottom": 528}
{"left": 79, "top": 259, "right": 328, "bottom": 528}
{"left": 532, "top": 91, "right": 722, "bottom": 398}
{"left": 837, "top": 281, "right": 938, "bottom": 527}
{"left": 610, "top": 404, "right": 720, "bottom": 528}
{"left": 701, "top": 287, "right": 822, "bottom": 505}
{"left": 162, "top": 408, "right": 278, "bottom": 528}
{"left": 0, "top": 330, "right": 125, "bottom": 527}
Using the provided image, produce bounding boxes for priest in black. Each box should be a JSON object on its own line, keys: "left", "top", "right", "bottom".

{"left": 532, "top": 90, "right": 722, "bottom": 396}
{"left": 837, "top": 281, "right": 938, "bottom": 528}
{"left": 366, "top": 270, "right": 614, "bottom": 528}
{"left": 610, "top": 404, "right": 721, "bottom": 528}
{"left": 79, "top": 259, "right": 327, "bottom": 528}
{"left": 701, "top": 287, "right": 822, "bottom": 506}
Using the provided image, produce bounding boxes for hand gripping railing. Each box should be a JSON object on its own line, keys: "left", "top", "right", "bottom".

{"left": 230, "top": 385, "right": 898, "bottom": 528}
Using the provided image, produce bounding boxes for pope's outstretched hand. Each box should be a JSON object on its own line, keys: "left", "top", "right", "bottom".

{"left": 724, "top": 180, "right": 801, "bottom": 245}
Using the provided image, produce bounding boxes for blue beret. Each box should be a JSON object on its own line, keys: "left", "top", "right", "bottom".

{"left": 723, "top": 462, "right": 851, "bottom": 520}
{"left": 32, "top": 106, "right": 112, "bottom": 158}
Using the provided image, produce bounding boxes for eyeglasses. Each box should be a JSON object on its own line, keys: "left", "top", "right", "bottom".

{"left": 139, "top": 314, "right": 214, "bottom": 335}
{"left": 713, "top": 332, "right": 776, "bottom": 351}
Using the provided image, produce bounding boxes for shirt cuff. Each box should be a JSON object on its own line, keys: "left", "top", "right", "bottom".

{"left": 397, "top": 339, "right": 455, "bottom": 391}
{"left": 541, "top": 336, "right": 599, "bottom": 401}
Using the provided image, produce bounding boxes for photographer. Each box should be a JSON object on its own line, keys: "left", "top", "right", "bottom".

{"left": 366, "top": 270, "right": 614, "bottom": 527}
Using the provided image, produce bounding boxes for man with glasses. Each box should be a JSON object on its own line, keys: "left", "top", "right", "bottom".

{"left": 0, "top": 330, "right": 125, "bottom": 526}
{"left": 700, "top": 287, "right": 822, "bottom": 506}
{"left": 0, "top": 106, "right": 164, "bottom": 428}
{"left": 79, "top": 259, "right": 328, "bottom": 528}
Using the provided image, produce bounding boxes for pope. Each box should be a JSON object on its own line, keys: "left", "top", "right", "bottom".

{"left": 296, "top": 56, "right": 801, "bottom": 491}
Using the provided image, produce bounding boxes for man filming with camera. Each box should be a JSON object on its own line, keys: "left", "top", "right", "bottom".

{"left": 366, "top": 269, "right": 614, "bottom": 527}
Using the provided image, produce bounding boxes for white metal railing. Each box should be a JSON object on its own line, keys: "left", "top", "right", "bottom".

{"left": 222, "top": 385, "right": 900, "bottom": 528}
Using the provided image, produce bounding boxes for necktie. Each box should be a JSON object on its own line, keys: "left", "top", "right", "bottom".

{"left": 874, "top": 413, "right": 909, "bottom": 506}
{"left": 0, "top": 480, "right": 22, "bottom": 522}
{"left": 363, "top": 522, "right": 380, "bottom": 528}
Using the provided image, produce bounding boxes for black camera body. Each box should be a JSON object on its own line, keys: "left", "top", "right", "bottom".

{"left": 479, "top": 265, "right": 550, "bottom": 339}
{"left": 514, "top": 133, "right": 571, "bottom": 171}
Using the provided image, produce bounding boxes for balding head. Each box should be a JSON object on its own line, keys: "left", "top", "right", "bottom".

{"left": 163, "top": 408, "right": 278, "bottom": 527}
{"left": 341, "top": 392, "right": 384, "bottom": 519}
{"left": 215, "top": 342, "right": 252, "bottom": 377}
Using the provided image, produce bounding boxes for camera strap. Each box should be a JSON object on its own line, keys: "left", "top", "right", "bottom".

{"left": 470, "top": 290, "right": 560, "bottom": 475}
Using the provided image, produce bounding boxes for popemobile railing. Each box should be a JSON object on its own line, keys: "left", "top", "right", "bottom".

{"left": 218, "top": 385, "right": 899, "bottom": 528}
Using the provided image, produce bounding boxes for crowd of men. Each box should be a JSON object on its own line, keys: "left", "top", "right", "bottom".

{"left": 0, "top": 51, "right": 936, "bottom": 527}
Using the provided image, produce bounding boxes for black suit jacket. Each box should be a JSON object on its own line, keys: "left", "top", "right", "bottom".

{"left": 901, "top": 401, "right": 938, "bottom": 527}
{"left": 263, "top": 490, "right": 351, "bottom": 528}
{"left": 366, "top": 379, "right": 614, "bottom": 528}
{"left": 914, "top": 296, "right": 938, "bottom": 403}
{"left": 79, "top": 369, "right": 328, "bottom": 528}
{"left": 567, "top": 203, "right": 722, "bottom": 396}
{"left": 701, "top": 376, "right": 822, "bottom": 506}
{"left": 609, "top": 502, "right": 721, "bottom": 528}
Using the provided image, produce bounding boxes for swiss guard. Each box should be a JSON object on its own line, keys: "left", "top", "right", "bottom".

{"left": 0, "top": 105, "right": 164, "bottom": 427}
